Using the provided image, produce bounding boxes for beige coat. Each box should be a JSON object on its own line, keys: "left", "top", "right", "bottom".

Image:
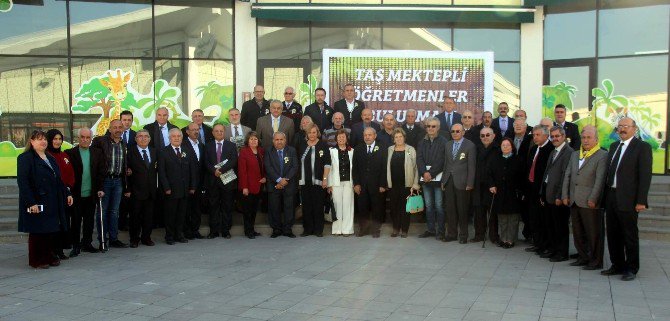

{"left": 386, "top": 145, "right": 420, "bottom": 190}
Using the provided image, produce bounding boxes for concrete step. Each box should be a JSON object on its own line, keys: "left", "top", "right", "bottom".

{"left": 0, "top": 179, "right": 18, "bottom": 194}
{"left": 639, "top": 214, "right": 670, "bottom": 229}
{"left": 0, "top": 231, "right": 26, "bottom": 243}
{"left": 640, "top": 227, "right": 670, "bottom": 242}
{"left": 0, "top": 205, "right": 15, "bottom": 219}
{"left": 0, "top": 217, "right": 17, "bottom": 231}
{"left": 0, "top": 194, "right": 19, "bottom": 206}
{"left": 648, "top": 192, "right": 670, "bottom": 204}
{"left": 647, "top": 203, "right": 670, "bottom": 216}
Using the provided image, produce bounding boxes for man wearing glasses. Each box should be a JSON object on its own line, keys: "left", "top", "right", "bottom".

{"left": 281, "top": 86, "right": 303, "bottom": 131}
{"left": 334, "top": 83, "right": 366, "bottom": 127}
{"left": 491, "top": 102, "right": 515, "bottom": 142}
{"left": 241, "top": 85, "right": 270, "bottom": 131}
{"left": 437, "top": 98, "right": 462, "bottom": 140}
{"left": 417, "top": 117, "right": 447, "bottom": 240}
{"left": 471, "top": 127, "right": 498, "bottom": 243}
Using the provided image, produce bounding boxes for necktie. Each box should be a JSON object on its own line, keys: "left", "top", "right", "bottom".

{"left": 234, "top": 125, "right": 240, "bottom": 138}
{"left": 199, "top": 126, "right": 205, "bottom": 143}
{"left": 501, "top": 118, "right": 507, "bottom": 133}
{"left": 216, "top": 142, "right": 222, "bottom": 163}
{"left": 607, "top": 142, "right": 624, "bottom": 187}
{"left": 514, "top": 137, "right": 521, "bottom": 151}
{"left": 550, "top": 149, "right": 558, "bottom": 164}
{"left": 175, "top": 147, "right": 180, "bottom": 158}
{"left": 272, "top": 117, "right": 279, "bottom": 132}
{"left": 142, "top": 149, "right": 150, "bottom": 167}
{"left": 159, "top": 125, "right": 165, "bottom": 147}
{"left": 278, "top": 150, "right": 284, "bottom": 175}
{"left": 446, "top": 113, "right": 452, "bottom": 130}
{"left": 529, "top": 148, "right": 539, "bottom": 182}
{"left": 123, "top": 131, "right": 128, "bottom": 144}
{"left": 367, "top": 145, "right": 372, "bottom": 154}
{"left": 452, "top": 141, "right": 460, "bottom": 160}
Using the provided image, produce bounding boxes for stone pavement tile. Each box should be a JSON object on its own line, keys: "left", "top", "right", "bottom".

{"left": 131, "top": 304, "right": 174, "bottom": 317}
{"left": 189, "top": 312, "right": 233, "bottom": 321}
{"left": 76, "top": 310, "right": 128, "bottom": 321}
{"left": 471, "top": 301, "right": 509, "bottom": 313}
{"left": 363, "top": 300, "right": 401, "bottom": 312}
{"left": 17, "top": 301, "right": 97, "bottom": 319}
{"left": 1, "top": 310, "right": 73, "bottom": 321}
{"left": 394, "top": 303, "right": 433, "bottom": 316}
{"left": 541, "top": 307, "right": 577, "bottom": 319}
{"left": 299, "top": 295, "right": 340, "bottom": 306}
{"left": 501, "top": 313, "right": 541, "bottom": 321}
{"left": 384, "top": 311, "right": 426, "bottom": 321}
{"left": 315, "top": 306, "right": 356, "bottom": 318}
{"left": 286, "top": 302, "right": 327, "bottom": 315}
{"left": 307, "top": 315, "right": 346, "bottom": 321}
{"left": 270, "top": 291, "right": 311, "bottom": 303}
{"left": 463, "top": 309, "right": 503, "bottom": 321}
{"left": 103, "top": 301, "right": 148, "bottom": 313}
{"left": 576, "top": 310, "right": 615, "bottom": 321}
{"left": 613, "top": 304, "right": 653, "bottom": 317}
{"left": 428, "top": 306, "right": 468, "bottom": 319}
{"left": 539, "top": 317, "right": 576, "bottom": 321}
{"left": 238, "top": 307, "right": 283, "bottom": 320}
{"left": 269, "top": 311, "right": 312, "bottom": 321}
{"left": 437, "top": 295, "right": 476, "bottom": 309}
{"left": 576, "top": 301, "right": 613, "bottom": 313}
{"left": 256, "top": 299, "right": 297, "bottom": 310}
{"left": 505, "top": 304, "right": 542, "bottom": 315}
{"left": 346, "top": 308, "right": 392, "bottom": 320}
{"left": 330, "top": 297, "right": 368, "bottom": 309}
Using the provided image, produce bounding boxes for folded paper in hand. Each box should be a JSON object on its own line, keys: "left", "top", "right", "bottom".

{"left": 214, "top": 160, "right": 237, "bottom": 185}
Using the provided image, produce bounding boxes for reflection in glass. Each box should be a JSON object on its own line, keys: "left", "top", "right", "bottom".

{"left": 544, "top": 10, "right": 596, "bottom": 60}
{"left": 454, "top": 28, "right": 520, "bottom": 61}
{"left": 598, "top": 5, "right": 669, "bottom": 57}
{"left": 263, "top": 68, "right": 304, "bottom": 104}
{"left": 0, "top": 0, "right": 67, "bottom": 56}
{"left": 454, "top": 0, "right": 521, "bottom": 4}
{"left": 383, "top": 28, "right": 452, "bottom": 51}
{"left": 190, "top": 60, "right": 234, "bottom": 121}
{"left": 548, "top": 66, "right": 591, "bottom": 120}
{"left": 312, "top": 26, "right": 381, "bottom": 59}
{"left": 258, "top": 24, "right": 310, "bottom": 59}
{"left": 155, "top": 59, "right": 184, "bottom": 113}
{"left": 493, "top": 63, "right": 520, "bottom": 112}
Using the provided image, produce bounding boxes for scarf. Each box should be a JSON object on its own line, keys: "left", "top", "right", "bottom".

{"left": 579, "top": 145, "right": 600, "bottom": 160}
{"left": 46, "top": 129, "right": 63, "bottom": 154}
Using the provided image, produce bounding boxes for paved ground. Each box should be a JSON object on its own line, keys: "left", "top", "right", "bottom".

{"left": 0, "top": 232, "right": 669, "bottom": 321}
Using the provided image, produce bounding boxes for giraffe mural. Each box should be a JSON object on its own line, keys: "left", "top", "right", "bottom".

{"left": 94, "top": 69, "right": 131, "bottom": 136}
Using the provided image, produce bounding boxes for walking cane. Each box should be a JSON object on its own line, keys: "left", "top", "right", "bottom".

{"left": 482, "top": 194, "right": 496, "bottom": 248}
{"left": 97, "top": 197, "right": 107, "bottom": 251}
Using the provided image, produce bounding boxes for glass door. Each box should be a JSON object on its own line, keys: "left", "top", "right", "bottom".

{"left": 543, "top": 60, "right": 596, "bottom": 123}
{"left": 258, "top": 60, "right": 311, "bottom": 102}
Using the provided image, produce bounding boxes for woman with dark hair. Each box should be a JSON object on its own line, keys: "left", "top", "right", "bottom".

{"left": 487, "top": 137, "right": 522, "bottom": 248}
{"left": 46, "top": 129, "right": 75, "bottom": 259}
{"left": 17, "top": 130, "right": 73, "bottom": 268}
{"left": 328, "top": 129, "right": 354, "bottom": 236}
{"left": 298, "top": 123, "right": 331, "bottom": 237}
{"left": 238, "top": 131, "right": 266, "bottom": 239}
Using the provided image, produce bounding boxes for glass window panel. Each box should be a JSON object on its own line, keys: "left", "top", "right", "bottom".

{"left": 154, "top": 0, "right": 233, "bottom": 59}
{"left": 311, "top": 25, "right": 382, "bottom": 59}
{"left": 453, "top": 28, "right": 520, "bottom": 61}
{"left": 548, "top": 66, "right": 591, "bottom": 120}
{"left": 454, "top": 0, "right": 521, "bottom": 5}
{"left": 258, "top": 23, "right": 310, "bottom": 59}
{"left": 311, "top": 0, "right": 380, "bottom": 3}
{"left": 494, "top": 62, "right": 520, "bottom": 113}
{"left": 383, "top": 0, "right": 454, "bottom": 3}
{"left": 189, "top": 60, "right": 234, "bottom": 123}
{"left": 597, "top": 55, "right": 668, "bottom": 173}
{"left": 0, "top": 0, "right": 67, "bottom": 56}
{"left": 69, "top": 0, "right": 153, "bottom": 57}
{"left": 544, "top": 10, "right": 596, "bottom": 60}
{"left": 257, "top": 0, "right": 308, "bottom": 2}
{"left": 598, "top": 5, "right": 669, "bottom": 57}
{"left": 263, "top": 67, "right": 304, "bottom": 105}
{"left": 383, "top": 27, "right": 452, "bottom": 51}
{"left": 0, "top": 57, "right": 71, "bottom": 149}
{"left": 155, "top": 59, "right": 185, "bottom": 117}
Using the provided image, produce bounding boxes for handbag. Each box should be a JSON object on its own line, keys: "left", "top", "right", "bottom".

{"left": 405, "top": 190, "right": 424, "bottom": 214}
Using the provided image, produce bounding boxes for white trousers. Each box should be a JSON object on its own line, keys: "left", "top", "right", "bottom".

{"left": 331, "top": 181, "right": 354, "bottom": 235}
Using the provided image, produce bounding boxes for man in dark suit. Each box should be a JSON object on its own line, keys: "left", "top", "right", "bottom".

{"left": 333, "top": 83, "right": 365, "bottom": 127}
{"left": 117, "top": 110, "right": 137, "bottom": 233}
{"left": 143, "top": 107, "right": 178, "bottom": 150}
{"left": 513, "top": 118, "right": 533, "bottom": 240}
{"left": 514, "top": 109, "right": 534, "bottom": 136}
{"left": 402, "top": 109, "right": 426, "bottom": 149}
{"left": 181, "top": 122, "right": 207, "bottom": 239}
{"left": 181, "top": 109, "right": 213, "bottom": 144}
{"left": 157, "top": 128, "right": 196, "bottom": 245}
{"left": 376, "top": 113, "right": 396, "bottom": 149}
{"left": 204, "top": 124, "right": 238, "bottom": 239}
{"left": 471, "top": 127, "right": 498, "bottom": 243}
{"left": 601, "top": 117, "right": 652, "bottom": 281}
{"left": 264, "top": 131, "right": 298, "bottom": 238}
{"left": 437, "top": 98, "right": 462, "bottom": 139}
{"left": 124, "top": 129, "right": 158, "bottom": 248}
{"left": 241, "top": 85, "right": 270, "bottom": 131}
{"left": 524, "top": 126, "right": 554, "bottom": 254}
{"left": 66, "top": 127, "right": 105, "bottom": 256}
{"left": 491, "top": 102, "right": 514, "bottom": 143}
{"left": 540, "top": 126, "right": 574, "bottom": 262}
{"left": 304, "top": 87, "right": 334, "bottom": 132}
{"left": 350, "top": 108, "right": 381, "bottom": 148}
{"left": 282, "top": 86, "right": 303, "bottom": 131}
{"left": 554, "top": 104, "right": 581, "bottom": 150}
{"left": 440, "top": 124, "right": 476, "bottom": 243}
{"left": 257, "top": 100, "right": 295, "bottom": 152}
{"left": 352, "top": 127, "right": 387, "bottom": 238}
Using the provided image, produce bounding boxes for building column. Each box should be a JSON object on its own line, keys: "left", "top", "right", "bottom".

{"left": 234, "top": 1, "right": 257, "bottom": 108}
{"left": 520, "top": 6, "right": 544, "bottom": 124}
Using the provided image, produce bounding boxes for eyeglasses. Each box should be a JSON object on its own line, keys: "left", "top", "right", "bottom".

{"left": 426, "top": 125, "right": 438, "bottom": 128}
{"left": 480, "top": 133, "right": 491, "bottom": 138}
{"left": 550, "top": 134, "right": 563, "bottom": 139}
{"left": 284, "top": 92, "right": 294, "bottom": 95}
{"left": 451, "top": 130, "right": 462, "bottom": 133}
{"left": 462, "top": 116, "right": 472, "bottom": 119}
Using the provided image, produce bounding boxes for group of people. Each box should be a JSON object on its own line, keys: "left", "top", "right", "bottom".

{"left": 17, "top": 84, "right": 651, "bottom": 282}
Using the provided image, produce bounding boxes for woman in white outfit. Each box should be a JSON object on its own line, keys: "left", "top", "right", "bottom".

{"left": 328, "top": 129, "right": 354, "bottom": 236}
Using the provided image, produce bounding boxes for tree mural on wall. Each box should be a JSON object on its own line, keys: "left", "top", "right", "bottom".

{"left": 195, "top": 81, "right": 234, "bottom": 125}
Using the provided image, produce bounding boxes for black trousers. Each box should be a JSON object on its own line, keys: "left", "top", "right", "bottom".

{"left": 389, "top": 187, "right": 411, "bottom": 233}
{"left": 153, "top": 194, "right": 165, "bottom": 228}
{"left": 130, "top": 197, "right": 154, "bottom": 242}
{"left": 269, "top": 187, "right": 295, "bottom": 233}
{"left": 301, "top": 185, "right": 326, "bottom": 235}
{"left": 241, "top": 193, "right": 260, "bottom": 235}
{"left": 528, "top": 194, "right": 546, "bottom": 249}
{"left": 473, "top": 186, "right": 497, "bottom": 242}
{"left": 444, "top": 178, "right": 470, "bottom": 241}
{"left": 548, "top": 203, "right": 571, "bottom": 257}
{"left": 164, "top": 196, "right": 186, "bottom": 241}
{"left": 118, "top": 194, "right": 131, "bottom": 229}
{"left": 209, "top": 185, "right": 234, "bottom": 234}
{"left": 605, "top": 188, "right": 639, "bottom": 274}
{"left": 571, "top": 205, "right": 604, "bottom": 268}
{"left": 519, "top": 193, "right": 531, "bottom": 239}
{"left": 184, "top": 191, "right": 205, "bottom": 236}
{"left": 71, "top": 195, "right": 95, "bottom": 246}
{"left": 356, "top": 184, "right": 384, "bottom": 234}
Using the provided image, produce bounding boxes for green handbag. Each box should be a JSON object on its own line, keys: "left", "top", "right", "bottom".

{"left": 406, "top": 191, "right": 424, "bottom": 214}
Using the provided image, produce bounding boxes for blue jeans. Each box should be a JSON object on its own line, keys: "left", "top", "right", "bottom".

{"left": 98, "top": 177, "right": 122, "bottom": 243}
{"left": 422, "top": 183, "right": 445, "bottom": 235}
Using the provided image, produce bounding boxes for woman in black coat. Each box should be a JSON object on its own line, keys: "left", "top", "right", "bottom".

{"left": 298, "top": 123, "right": 331, "bottom": 237}
{"left": 17, "top": 130, "right": 73, "bottom": 268}
{"left": 487, "top": 137, "right": 522, "bottom": 248}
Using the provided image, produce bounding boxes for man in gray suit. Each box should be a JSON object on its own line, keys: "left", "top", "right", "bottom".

{"left": 441, "top": 123, "right": 476, "bottom": 243}
{"left": 562, "top": 125, "right": 607, "bottom": 270}
{"left": 224, "top": 108, "right": 251, "bottom": 151}
{"left": 256, "top": 100, "right": 295, "bottom": 152}
{"left": 540, "top": 126, "right": 574, "bottom": 262}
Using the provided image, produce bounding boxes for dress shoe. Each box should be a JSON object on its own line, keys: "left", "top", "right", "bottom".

{"left": 540, "top": 251, "right": 555, "bottom": 259}
{"left": 222, "top": 233, "right": 232, "bottom": 239}
{"left": 343, "top": 234, "right": 351, "bottom": 237}
{"left": 34, "top": 264, "right": 49, "bottom": 269}
{"left": 98, "top": 243, "right": 108, "bottom": 252}
{"left": 176, "top": 238, "right": 188, "bottom": 243}
{"left": 185, "top": 234, "right": 195, "bottom": 240}
{"left": 600, "top": 267, "right": 622, "bottom": 276}
{"left": 247, "top": 234, "right": 256, "bottom": 239}
{"left": 166, "top": 239, "right": 175, "bottom": 245}
{"left": 442, "top": 237, "right": 457, "bottom": 242}
{"left": 356, "top": 232, "right": 368, "bottom": 237}
{"left": 583, "top": 265, "right": 602, "bottom": 271}
{"left": 270, "top": 231, "right": 282, "bottom": 238}
{"left": 300, "top": 233, "right": 310, "bottom": 237}
{"left": 110, "top": 240, "right": 128, "bottom": 248}
{"left": 550, "top": 255, "right": 568, "bottom": 262}
{"left": 570, "top": 253, "right": 580, "bottom": 259}
{"left": 193, "top": 232, "right": 204, "bottom": 239}
{"left": 459, "top": 240, "right": 467, "bottom": 244}
{"left": 141, "top": 239, "right": 155, "bottom": 246}
{"left": 129, "top": 240, "right": 139, "bottom": 248}
{"left": 469, "top": 237, "right": 483, "bottom": 243}
{"left": 315, "top": 233, "right": 323, "bottom": 237}
{"left": 81, "top": 243, "right": 99, "bottom": 253}
{"left": 570, "top": 259, "right": 588, "bottom": 266}
{"left": 284, "top": 232, "right": 296, "bottom": 238}
{"left": 525, "top": 246, "right": 539, "bottom": 252}
{"left": 372, "top": 232, "right": 380, "bottom": 238}
{"left": 400, "top": 233, "right": 408, "bottom": 238}
{"left": 207, "top": 233, "right": 220, "bottom": 239}
{"left": 49, "top": 260, "right": 61, "bottom": 267}
{"left": 390, "top": 232, "right": 398, "bottom": 238}
{"left": 56, "top": 252, "right": 69, "bottom": 260}
{"left": 253, "top": 231, "right": 261, "bottom": 236}
{"left": 69, "top": 247, "right": 80, "bottom": 258}
{"left": 418, "top": 231, "right": 435, "bottom": 238}
{"left": 621, "top": 271, "right": 636, "bottom": 281}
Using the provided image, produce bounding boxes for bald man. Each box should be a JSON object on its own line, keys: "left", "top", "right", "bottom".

{"left": 241, "top": 85, "right": 271, "bottom": 131}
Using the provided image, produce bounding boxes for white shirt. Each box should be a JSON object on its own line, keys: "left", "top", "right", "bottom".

{"left": 159, "top": 123, "right": 170, "bottom": 146}
{"left": 230, "top": 124, "right": 242, "bottom": 138}
{"left": 123, "top": 129, "right": 131, "bottom": 145}
{"left": 188, "top": 138, "right": 200, "bottom": 161}
{"left": 366, "top": 142, "right": 376, "bottom": 153}
{"left": 137, "top": 146, "right": 150, "bottom": 163}
{"left": 612, "top": 136, "right": 634, "bottom": 188}
{"left": 346, "top": 99, "right": 355, "bottom": 113}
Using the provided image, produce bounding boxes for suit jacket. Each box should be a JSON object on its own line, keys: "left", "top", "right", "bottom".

{"left": 241, "top": 98, "right": 270, "bottom": 131}
{"left": 526, "top": 141, "right": 554, "bottom": 194}
{"left": 386, "top": 145, "right": 420, "bottom": 190}
{"left": 143, "top": 121, "right": 177, "bottom": 149}
{"left": 126, "top": 146, "right": 158, "bottom": 200}
{"left": 91, "top": 135, "right": 128, "bottom": 188}
{"left": 282, "top": 101, "right": 303, "bottom": 131}
{"left": 66, "top": 146, "right": 106, "bottom": 199}
{"left": 491, "top": 117, "right": 515, "bottom": 142}
{"left": 333, "top": 99, "right": 365, "bottom": 127}
{"left": 350, "top": 121, "right": 381, "bottom": 148}
{"left": 157, "top": 145, "right": 197, "bottom": 199}
{"left": 238, "top": 147, "right": 265, "bottom": 194}
{"left": 224, "top": 123, "right": 251, "bottom": 142}
{"left": 437, "top": 111, "right": 462, "bottom": 139}
{"left": 402, "top": 123, "right": 426, "bottom": 148}
{"left": 264, "top": 145, "right": 298, "bottom": 193}
{"left": 181, "top": 123, "right": 214, "bottom": 144}
{"left": 121, "top": 129, "right": 137, "bottom": 148}
{"left": 256, "top": 114, "right": 295, "bottom": 151}
{"left": 562, "top": 149, "right": 607, "bottom": 208}
{"left": 605, "top": 137, "right": 653, "bottom": 211}
{"left": 304, "top": 102, "right": 334, "bottom": 132}
{"left": 556, "top": 121, "right": 581, "bottom": 150}
{"left": 204, "top": 140, "right": 238, "bottom": 190}
{"left": 441, "top": 138, "right": 476, "bottom": 190}
{"left": 514, "top": 134, "right": 533, "bottom": 165}
{"left": 352, "top": 141, "right": 387, "bottom": 189}
{"left": 542, "top": 144, "right": 574, "bottom": 203}
{"left": 181, "top": 138, "right": 206, "bottom": 190}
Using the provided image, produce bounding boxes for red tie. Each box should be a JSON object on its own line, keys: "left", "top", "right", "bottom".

{"left": 528, "top": 150, "right": 538, "bottom": 182}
